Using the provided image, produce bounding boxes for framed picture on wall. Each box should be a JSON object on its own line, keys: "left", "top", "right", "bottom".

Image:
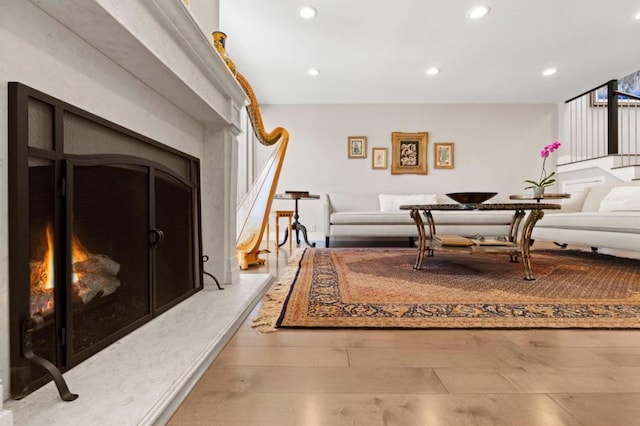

{"left": 591, "top": 70, "right": 640, "bottom": 106}
{"left": 434, "top": 143, "right": 454, "bottom": 169}
{"left": 347, "top": 136, "right": 367, "bottom": 158}
{"left": 391, "top": 132, "right": 428, "bottom": 175}
{"left": 371, "top": 147, "right": 388, "bottom": 169}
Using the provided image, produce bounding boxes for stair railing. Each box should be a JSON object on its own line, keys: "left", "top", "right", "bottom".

{"left": 565, "top": 79, "right": 640, "bottom": 168}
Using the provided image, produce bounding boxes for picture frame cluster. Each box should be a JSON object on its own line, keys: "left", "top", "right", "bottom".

{"left": 347, "top": 133, "right": 454, "bottom": 172}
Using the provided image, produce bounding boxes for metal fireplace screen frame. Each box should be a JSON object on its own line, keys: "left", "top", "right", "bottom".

{"left": 8, "top": 82, "right": 203, "bottom": 399}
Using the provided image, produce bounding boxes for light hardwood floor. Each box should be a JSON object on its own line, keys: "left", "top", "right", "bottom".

{"left": 169, "top": 241, "right": 640, "bottom": 426}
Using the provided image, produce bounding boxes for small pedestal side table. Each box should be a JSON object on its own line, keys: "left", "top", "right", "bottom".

{"left": 274, "top": 192, "right": 320, "bottom": 247}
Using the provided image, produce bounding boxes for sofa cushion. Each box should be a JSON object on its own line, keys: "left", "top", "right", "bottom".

{"left": 582, "top": 182, "right": 640, "bottom": 212}
{"left": 431, "top": 211, "right": 514, "bottom": 225}
{"left": 331, "top": 212, "right": 414, "bottom": 225}
{"left": 328, "top": 193, "right": 380, "bottom": 212}
{"left": 379, "top": 193, "right": 437, "bottom": 211}
{"left": 330, "top": 210, "right": 514, "bottom": 226}
{"left": 599, "top": 186, "right": 640, "bottom": 211}
{"left": 536, "top": 211, "right": 640, "bottom": 233}
{"left": 555, "top": 188, "right": 590, "bottom": 212}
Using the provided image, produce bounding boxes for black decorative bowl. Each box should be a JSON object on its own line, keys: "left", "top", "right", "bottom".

{"left": 446, "top": 192, "right": 498, "bottom": 204}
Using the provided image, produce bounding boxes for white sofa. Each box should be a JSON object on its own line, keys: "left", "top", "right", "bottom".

{"left": 323, "top": 192, "right": 515, "bottom": 247}
{"left": 532, "top": 181, "right": 640, "bottom": 252}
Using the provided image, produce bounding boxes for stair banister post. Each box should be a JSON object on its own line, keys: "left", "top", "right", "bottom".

{"left": 607, "top": 79, "right": 619, "bottom": 155}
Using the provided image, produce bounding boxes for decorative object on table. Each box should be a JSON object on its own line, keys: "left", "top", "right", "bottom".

{"left": 371, "top": 147, "right": 388, "bottom": 169}
{"left": 434, "top": 234, "right": 473, "bottom": 246}
{"left": 445, "top": 192, "right": 497, "bottom": 204}
{"left": 391, "top": 131, "right": 428, "bottom": 174}
{"left": 471, "top": 236, "right": 515, "bottom": 246}
{"left": 524, "top": 141, "right": 561, "bottom": 196}
{"left": 434, "top": 142, "right": 454, "bottom": 169}
{"left": 254, "top": 248, "right": 640, "bottom": 331}
{"left": 347, "top": 136, "right": 367, "bottom": 158}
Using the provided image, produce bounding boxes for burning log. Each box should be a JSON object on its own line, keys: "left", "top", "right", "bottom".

{"left": 72, "top": 254, "right": 121, "bottom": 304}
{"left": 73, "top": 272, "right": 121, "bottom": 304}
{"left": 30, "top": 259, "right": 55, "bottom": 315}
{"left": 30, "top": 249, "right": 121, "bottom": 315}
{"left": 30, "top": 288, "right": 54, "bottom": 316}
{"left": 73, "top": 254, "right": 120, "bottom": 276}
{"left": 30, "top": 259, "right": 50, "bottom": 291}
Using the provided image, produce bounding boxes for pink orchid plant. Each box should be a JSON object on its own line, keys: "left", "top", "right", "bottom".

{"left": 524, "top": 141, "right": 561, "bottom": 189}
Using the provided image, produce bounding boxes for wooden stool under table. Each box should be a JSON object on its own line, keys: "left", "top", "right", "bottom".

{"left": 266, "top": 210, "right": 294, "bottom": 253}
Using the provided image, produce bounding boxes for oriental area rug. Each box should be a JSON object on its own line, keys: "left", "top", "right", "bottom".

{"left": 252, "top": 248, "right": 640, "bottom": 331}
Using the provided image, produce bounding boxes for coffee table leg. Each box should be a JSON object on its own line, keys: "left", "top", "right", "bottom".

{"left": 424, "top": 210, "right": 436, "bottom": 257}
{"left": 520, "top": 209, "right": 544, "bottom": 281}
{"left": 410, "top": 209, "right": 427, "bottom": 269}
{"left": 508, "top": 210, "right": 526, "bottom": 263}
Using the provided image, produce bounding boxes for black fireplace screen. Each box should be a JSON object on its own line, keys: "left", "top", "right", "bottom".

{"left": 9, "top": 82, "right": 202, "bottom": 398}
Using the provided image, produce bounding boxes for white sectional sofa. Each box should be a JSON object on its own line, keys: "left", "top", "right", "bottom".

{"left": 323, "top": 192, "right": 515, "bottom": 247}
{"left": 532, "top": 181, "right": 640, "bottom": 252}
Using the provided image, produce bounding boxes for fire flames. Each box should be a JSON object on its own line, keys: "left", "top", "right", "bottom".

{"left": 30, "top": 224, "right": 57, "bottom": 314}
{"left": 30, "top": 223, "right": 121, "bottom": 316}
{"left": 71, "top": 233, "right": 90, "bottom": 285}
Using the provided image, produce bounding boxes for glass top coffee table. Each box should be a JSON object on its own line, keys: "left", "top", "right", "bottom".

{"left": 399, "top": 202, "right": 561, "bottom": 280}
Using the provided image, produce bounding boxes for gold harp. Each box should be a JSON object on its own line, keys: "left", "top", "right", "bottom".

{"left": 212, "top": 32, "right": 288, "bottom": 270}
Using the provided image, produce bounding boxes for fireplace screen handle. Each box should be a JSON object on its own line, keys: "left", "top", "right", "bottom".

{"left": 22, "top": 316, "right": 78, "bottom": 401}
{"left": 149, "top": 228, "right": 165, "bottom": 248}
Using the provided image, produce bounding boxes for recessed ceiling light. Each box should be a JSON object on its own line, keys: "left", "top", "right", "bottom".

{"left": 425, "top": 67, "right": 440, "bottom": 76}
{"left": 635, "top": 10, "right": 640, "bottom": 20}
{"left": 468, "top": 6, "right": 490, "bottom": 19}
{"left": 307, "top": 68, "right": 320, "bottom": 76}
{"left": 298, "top": 6, "right": 317, "bottom": 19}
{"left": 542, "top": 68, "right": 557, "bottom": 76}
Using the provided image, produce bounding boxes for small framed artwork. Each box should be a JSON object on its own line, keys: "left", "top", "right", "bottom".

{"left": 434, "top": 142, "right": 454, "bottom": 169}
{"left": 391, "top": 132, "right": 428, "bottom": 175}
{"left": 591, "top": 70, "right": 640, "bottom": 107}
{"left": 347, "top": 136, "right": 367, "bottom": 159}
{"left": 371, "top": 147, "right": 388, "bottom": 169}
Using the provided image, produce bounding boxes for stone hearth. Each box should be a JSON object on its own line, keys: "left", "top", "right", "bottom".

{"left": 5, "top": 274, "right": 271, "bottom": 425}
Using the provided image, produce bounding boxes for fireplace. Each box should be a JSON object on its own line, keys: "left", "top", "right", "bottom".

{"left": 8, "top": 83, "right": 203, "bottom": 399}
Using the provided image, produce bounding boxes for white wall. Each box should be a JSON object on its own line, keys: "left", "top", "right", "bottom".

{"left": 188, "top": 0, "right": 220, "bottom": 43}
{"left": 264, "top": 104, "right": 558, "bottom": 235}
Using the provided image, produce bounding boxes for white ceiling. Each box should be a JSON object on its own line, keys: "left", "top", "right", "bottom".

{"left": 219, "top": 0, "right": 640, "bottom": 105}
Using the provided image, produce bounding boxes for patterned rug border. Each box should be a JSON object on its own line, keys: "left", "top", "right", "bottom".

{"left": 258, "top": 248, "right": 640, "bottom": 331}
{"left": 251, "top": 248, "right": 307, "bottom": 332}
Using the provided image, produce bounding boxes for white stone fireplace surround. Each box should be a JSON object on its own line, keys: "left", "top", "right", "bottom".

{"left": 0, "top": 0, "right": 271, "bottom": 424}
